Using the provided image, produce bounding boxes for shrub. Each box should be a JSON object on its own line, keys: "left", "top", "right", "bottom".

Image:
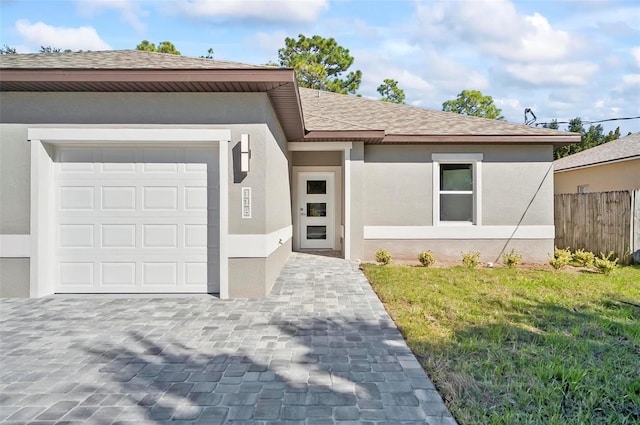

{"left": 594, "top": 251, "right": 618, "bottom": 275}
{"left": 573, "top": 249, "right": 595, "bottom": 268}
{"left": 418, "top": 250, "right": 436, "bottom": 267}
{"left": 549, "top": 247, "right": 572, "bottom": 270}
{"left": 502, "top": 249, "right": 522, "bottom": 268}
{"left": 462, "top": 251, "right": 480, "bottom": 269}
{"left": 375, "top": 248, "right": 392, "bottom": 265}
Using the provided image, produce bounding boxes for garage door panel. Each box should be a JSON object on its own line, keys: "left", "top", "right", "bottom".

{"left": 59, "top": 224, "right": 95, "bottom": 248}
{"left": 102, "top": 186, "right": 137, "bottom": 210}
{"left": 143, "top": 224, "right": 178, "bottom": 248}
{"left": 59, "top": 186, "right": 95, "bottom": 210}
{"left": 101, "top": 224, "right": 136, "bottom": 248}
{"left": 59, "top": 262, "right": 95, "bottom": 286}
{"left": 54, "top": 145, "right": 218, "bottom": 294}
{"left": 143, "top": 187, "right": 178, "bottom": 210}
{"left": 143, "top": 262, "right": 177, "bottom": 285}
{"left": 102, "top": 262, "right": 136, "bottom": 286}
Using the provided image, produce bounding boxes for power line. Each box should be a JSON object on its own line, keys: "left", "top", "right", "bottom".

{"left": 533, "top": 115, "right": 640, "bottom": 127}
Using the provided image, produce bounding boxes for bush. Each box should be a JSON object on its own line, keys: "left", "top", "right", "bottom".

{"left": 594, "top": 251, "right": 618, "bottom": 275}
{"left": 502, "top": 249, "right": 522, "bottom": 268}
{"left": 549, "top": 247, "right": 572, "bottom": 270}
{"left": 375, "top": 249, "right": 392, "bottom": 265}
{"left": 573, "top": 249, "right": 595, "bottom": 268}
{"left": 462, "top": 251, "right": 480, "bottom": 269}
{"left": 418, "top": 250, "right": 436, "bottom": 267}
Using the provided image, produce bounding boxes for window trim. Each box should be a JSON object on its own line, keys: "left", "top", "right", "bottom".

{"left": 432, "top": 153, "right": 483, "bottom": 226}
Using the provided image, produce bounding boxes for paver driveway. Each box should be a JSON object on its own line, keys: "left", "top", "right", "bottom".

{"left": 1, "top": 253, "right": 456, "bottom": 424}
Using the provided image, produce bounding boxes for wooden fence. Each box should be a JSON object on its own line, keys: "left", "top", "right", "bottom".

{"left": 554, "top": 190, "right": 640, "bottom": 264}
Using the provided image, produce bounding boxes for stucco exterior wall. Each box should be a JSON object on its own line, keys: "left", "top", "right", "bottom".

{"left": 364, "top": 239, "right": 552, "bottom": 264}
{"left": 292, "top": 151, "right": 342, "bottom": 167}
{"left": 228, "top": 239, "right": 291, "bottom": 298}
{"left": 554, "top": 159, "right": 640, "bottom": 194}
{"left": 363, "top": 144, "right": 553, "bottom": 227}
{"left": 0, "top": 259, "right": 30, "bottom": 298}
{"left": 0, "top": 91, "right": 292, "bottom": 297}
{"left": 350, "top": 142, "right": 365, "bottom": 260}
{"left": 361, "top": 144, "right": 555, "bottom": 262}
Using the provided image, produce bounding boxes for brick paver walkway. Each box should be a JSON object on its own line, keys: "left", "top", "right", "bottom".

{"left": 0, "top": 252, "right": 456, "bottom": 424}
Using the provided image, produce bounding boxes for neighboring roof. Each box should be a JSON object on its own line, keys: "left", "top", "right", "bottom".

{"left": 554, "top": 132, "right": 640, "bottom": 172}
{"left": 0, "top": 50, "right": 270, "bottom": 69}
{"left": 0, "top": 50, "right": 579, "bottom": 145}
{"left": 299, "top": 88, "right": 577, "bottom": 144}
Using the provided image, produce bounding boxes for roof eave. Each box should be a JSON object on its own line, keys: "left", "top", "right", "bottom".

{"left": 554, "top": 155, "right": 640, "bottom": 173}
{"left": 381, "top": 134, "right": 580, "bottom": 146}
{"left": 0, "top": 68, "right": 296, "bottom": 83}
{"left": 0, "top": 68, "right": 306, "bottom": 141}
{"left": 300, "top": 130, "right": 385, "bottom": 143}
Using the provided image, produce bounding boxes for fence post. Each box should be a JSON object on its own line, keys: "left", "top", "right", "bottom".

{"left": 633, "top": 189, "right": 640, "bottom": 264}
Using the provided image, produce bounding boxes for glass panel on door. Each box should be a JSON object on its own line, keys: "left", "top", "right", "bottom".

{"left": 307, "top": 180, "right": 327, "bottom": 194}
{"left": 307, "top": 203, "right": 326, "bottom": 217}
{"left": 307, "top": 226, "right": 327, "bottom": 240}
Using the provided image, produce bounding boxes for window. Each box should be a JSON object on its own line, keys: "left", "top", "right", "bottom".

{"left": 432, "top": 154, "right": 482, "bottom": 225}
{"left": 577, "top": 185, "right": 589, "bottom": 194}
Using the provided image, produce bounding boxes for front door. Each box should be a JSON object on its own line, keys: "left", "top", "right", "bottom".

{"left": 297, "top": 172, "right": 335, "bottom": 249}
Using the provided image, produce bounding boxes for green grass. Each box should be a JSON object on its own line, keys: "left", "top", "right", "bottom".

{"left": 361, "top": 264, "right": 640, "bottom": 425}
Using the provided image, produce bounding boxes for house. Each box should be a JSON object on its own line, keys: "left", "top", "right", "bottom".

{"left": 554, "top": 132, "right": 640, "bottom": 194}
{"left": 0, "top": 50, "right": 579, "bottom": 298}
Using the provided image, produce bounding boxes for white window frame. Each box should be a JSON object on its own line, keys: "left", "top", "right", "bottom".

{"left": 432, "top": 153, "right": 483, "bottom": 226}
{"left": 577, "top": 184, "right": 589, "bottom": 194}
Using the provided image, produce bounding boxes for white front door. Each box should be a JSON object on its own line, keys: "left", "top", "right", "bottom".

{"left": 297, "top": 172, "right": 335, "bottom": 249}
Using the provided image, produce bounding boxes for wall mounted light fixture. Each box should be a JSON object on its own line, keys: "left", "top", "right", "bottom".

{"left": 240, "top": 134, "right": 250, "bottom": 173}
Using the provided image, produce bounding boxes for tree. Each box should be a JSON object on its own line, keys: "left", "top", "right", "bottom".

{"left": 136, "top": 40, "right": 181, "bottom": 55}
{"left": 200, "top": 48, "right": 214, "bottom": 59}
{"left": 552, "top": 117, "right": 622, "bottom": 159}
{"left": 40, "top": 46, "right": 61, "bottom": 53}
{"left": 442, "top": 90, "right": 504, "bottom": 120}
{"left": 277, "top": 34, "right": 362, "bottom": 95}
{"left": 543, "top": 119, "right": 559, "bottom": 130}
{"left": 0, "top": 45, "right": 17, "bottom": 54}
{"left": 377, "top": 79, "right": 406, "bottom": 104}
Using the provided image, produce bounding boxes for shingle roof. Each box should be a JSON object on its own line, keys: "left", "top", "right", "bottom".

{"left": 0, "top": 50, "right": 578, "bottom": 143}
{"left": 0, "top": 50, "right": 271, "bottom": 70}
{"left": 298, "top": 87, "right": 567, "bottom": 137}
{"left": 554, "top": 133, "right": 640, "bottom": 171}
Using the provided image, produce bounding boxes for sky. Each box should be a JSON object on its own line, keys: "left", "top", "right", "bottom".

{"left": 1, "top": 0, "right": 639, "bottom": 134}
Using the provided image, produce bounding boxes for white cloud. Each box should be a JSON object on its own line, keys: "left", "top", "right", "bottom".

{"left": 379, "top": 40, "right": 421, "bottom": 57}
{"left": 75, "top": 0, "right": 147, "bottom": 32}
{"left": 415, "top": 0, "right": 577, "bottom": 62}
{"left": 169, "top": 0, "right": 329, "bottom": 23}
{"left": 250, "top": 30, "right": 288, "bottom": 55}
{"left": 622, "top": 74, "right": 640, "bottom": 87}
{"left": 15, "top": 20, "right": 111, "bottom": 51}
{"left": 631, "top": 47, "right": 640, "bottom": 69}
{"left": 505, "top": 62, "right": 598, "bottom": 86}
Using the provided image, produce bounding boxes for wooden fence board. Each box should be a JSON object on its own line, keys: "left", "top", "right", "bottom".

{"left": 554, "top": 191, "right": 633, "bottom": 263}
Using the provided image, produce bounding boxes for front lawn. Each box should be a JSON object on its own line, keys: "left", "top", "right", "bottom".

{"left": 361, "top": 264, "right": 640, "bottom": 425}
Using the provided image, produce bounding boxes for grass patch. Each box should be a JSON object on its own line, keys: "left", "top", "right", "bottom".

{"left": 361, "top": 264, "right": 640, "bottom": 425}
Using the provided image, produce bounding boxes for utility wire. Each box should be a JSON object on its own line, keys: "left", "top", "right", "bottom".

{"left": 534, "top": 115, "right": 640, "bottom": 127}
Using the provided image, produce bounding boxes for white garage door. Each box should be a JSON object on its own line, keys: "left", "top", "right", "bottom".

{"left": 53, "top": 145, "right": 219, "bottom": 293}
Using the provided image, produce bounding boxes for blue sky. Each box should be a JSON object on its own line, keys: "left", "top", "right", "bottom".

{"left": 2, "top": 0, "right": 639, "bottom": 134}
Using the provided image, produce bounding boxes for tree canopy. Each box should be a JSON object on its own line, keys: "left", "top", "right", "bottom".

{"left": 277, "top": 34, "right": 362, "bottom": 95}
{"left": 442, "top": 90, "right": 504, "bottom": 120}
{"left": 136, "top": 40, "right": 181, "bottom": 55}
{"left": 551, "top": 118, "right": 622, "bottom": 159}
{"left": 377, "top": 79, "right": 406, "bottom": 104}
{"left": 0, "top": 45, "right": 17, "bottom": 54}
